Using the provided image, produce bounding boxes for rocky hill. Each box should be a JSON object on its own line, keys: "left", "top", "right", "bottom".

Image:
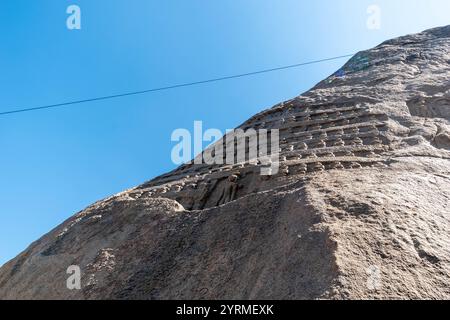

{"left": 1, "top": 25, "right": 449, "bottom": 299}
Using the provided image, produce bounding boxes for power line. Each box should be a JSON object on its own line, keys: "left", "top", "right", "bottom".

{"left": 0, "top": 53, "right": 354, "bottom": 117}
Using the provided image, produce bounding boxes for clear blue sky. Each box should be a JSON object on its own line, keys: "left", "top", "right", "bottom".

{"left": 0, "top": 0, "right": 449, "bottom": 266}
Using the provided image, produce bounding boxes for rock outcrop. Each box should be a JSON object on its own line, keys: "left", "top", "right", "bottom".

{"left": 1, "top": 26, "right": 450, "bottom": 300}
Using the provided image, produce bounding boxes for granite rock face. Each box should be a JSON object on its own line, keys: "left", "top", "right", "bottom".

{"left": 1, "top": 26, "right": 450, "bottom": 300}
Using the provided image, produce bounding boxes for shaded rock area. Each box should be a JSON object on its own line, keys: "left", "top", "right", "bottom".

{"left": 1, "top": 25, "right": 450, "bottom": 299}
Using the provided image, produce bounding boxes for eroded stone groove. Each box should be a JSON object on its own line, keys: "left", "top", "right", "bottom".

{"left": 137, "top": 101, "right": 391, "bottom": 210}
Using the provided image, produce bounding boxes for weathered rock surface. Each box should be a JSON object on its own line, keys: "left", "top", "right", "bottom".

{"left": 1, "top": 26, "right": 450, "bottom": 300}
